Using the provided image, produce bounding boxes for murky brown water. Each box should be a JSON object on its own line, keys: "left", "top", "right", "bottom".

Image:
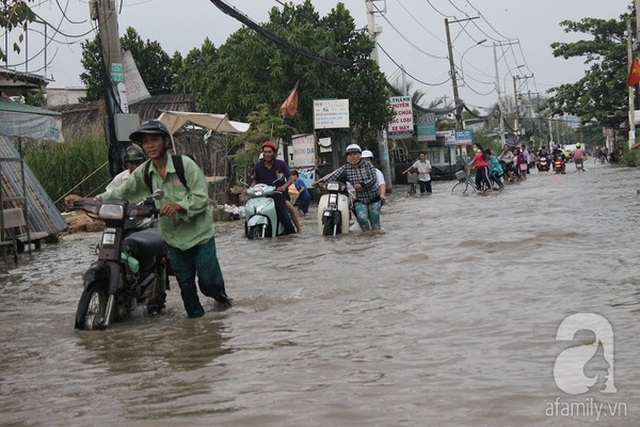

{"left": 1, "top": 163, "right": 639, "bottom": 426}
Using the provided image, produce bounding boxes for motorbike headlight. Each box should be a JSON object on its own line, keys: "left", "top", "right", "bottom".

{"left": 326, "top": 182, "right": 340, "bottom": 191}
{"left": 98, "top": 203, "right": 125, "bottom": 220}
{"left": 253, "top": 188, "right": 264, "bottom": 197}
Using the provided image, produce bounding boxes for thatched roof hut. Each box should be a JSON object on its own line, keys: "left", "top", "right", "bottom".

{"left": 50, "top": 94, "right": 237, "bottom": 205}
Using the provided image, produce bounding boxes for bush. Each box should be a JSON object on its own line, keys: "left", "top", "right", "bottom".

{"left": 619, "top": 145, "right": 640, "bottom": 167}
{"left": 24, "top": 136, "right": 111, "bottom": 210}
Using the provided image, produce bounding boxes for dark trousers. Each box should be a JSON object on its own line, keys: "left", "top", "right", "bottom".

{"left": 276, "top": 205, "right": 297, "bottom": 235}
{"left": 167, "top": 237, "right": 229, "bottom": 318}
{"left": 419, "top": 180, "right": 432, "bottom": 193}
{"left": 475, "top": 166, "right": 491, "bottom": 190}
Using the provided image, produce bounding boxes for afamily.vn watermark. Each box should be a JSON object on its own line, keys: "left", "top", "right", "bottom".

{"left": 546, "top": 313, "right": 628, "bottom": 421}
{"left": 545, "top": 397, "right": 627, "bottom": 421}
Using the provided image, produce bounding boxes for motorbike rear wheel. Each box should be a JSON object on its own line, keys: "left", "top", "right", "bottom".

{"left": 75, "top": 282, "right": 109, "bottom": 330}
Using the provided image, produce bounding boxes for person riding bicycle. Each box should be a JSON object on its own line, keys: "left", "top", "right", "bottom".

{"left": 469, "top": 143, "right": 491, "bottom": 190}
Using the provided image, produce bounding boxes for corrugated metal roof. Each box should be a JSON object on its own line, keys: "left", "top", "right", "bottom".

{"left": 0, "top": 97, "right": 61, "bottom": 116}
{"left": 0, "top": 136, "right": 68, "bottom": 237}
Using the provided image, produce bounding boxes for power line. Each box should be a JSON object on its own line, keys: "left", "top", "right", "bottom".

{"left": 372, "top": 1, "right": 447, "bottom": 60}
{"left": 377, "top": 42, "right": 450, "bottom": 87}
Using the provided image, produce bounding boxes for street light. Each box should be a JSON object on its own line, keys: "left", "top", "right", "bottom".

{"left": 502, "top": 64, "right": 524, "bottom": 94}
{"left": 459, "top": 39, "right": 487, "bottom": 82}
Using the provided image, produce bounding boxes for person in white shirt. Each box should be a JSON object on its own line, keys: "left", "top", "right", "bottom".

{"left": 361, "top": 150, "right": 386, "bottom": 205}
{"left": 105, "top": 144, "right": 146, "bottom": 191}
{"left": 402, "top": 152, "right": 432, "bottom": 194}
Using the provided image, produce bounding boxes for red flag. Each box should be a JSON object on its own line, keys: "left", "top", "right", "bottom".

{"left": 628, "top": 58, "right": 640, "bottom": 86}
{"left": 280, "top": 82, "right": 299, "bottom": 118}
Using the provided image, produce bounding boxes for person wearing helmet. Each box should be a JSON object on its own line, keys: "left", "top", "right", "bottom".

{"left": 572, "top": 142, "right": 585, "bottom": 171}
{"left": 66, "top": 119, "right": 233, "bottom": 316}
{"left": 361, "top": 150, "right": 386, "bottom": 204}
{"left": 314, "top": 143, "right": 382, "bottom": 231}
{"left": 250, "top": 141, "right": 298, "bottom": 235}
{"left": 105, "top": 144, "right": 147, "bottom": 191}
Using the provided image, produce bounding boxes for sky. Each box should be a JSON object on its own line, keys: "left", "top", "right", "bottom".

{"left": 4, "top": 0, "right": 634, "bottom": 113}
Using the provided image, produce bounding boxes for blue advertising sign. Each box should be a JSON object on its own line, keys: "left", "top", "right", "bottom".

{"left": 455, "top": 129, "right": 473, "bottom": 146}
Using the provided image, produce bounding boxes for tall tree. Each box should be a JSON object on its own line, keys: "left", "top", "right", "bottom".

{"left": 545, "top": 10, "right": 631, "bottom": 128}
{"left": 186, "top": 1, "right": 392, "bottom": 146}
{"left": 80, "top": 27, "right": 178, "bottom": 101}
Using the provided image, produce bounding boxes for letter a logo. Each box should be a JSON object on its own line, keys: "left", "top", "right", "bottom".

{"left": 554, "top": 313, "right": 616, "bottom": 394}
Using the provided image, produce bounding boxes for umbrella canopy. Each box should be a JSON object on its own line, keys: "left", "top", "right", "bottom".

{"left": 157, "top": 111, "right": 250, "bottom": 135}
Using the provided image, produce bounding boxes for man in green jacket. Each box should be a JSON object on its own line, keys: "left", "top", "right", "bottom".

{"left": 66, "top": 119, "right": 232, "bottom": 317}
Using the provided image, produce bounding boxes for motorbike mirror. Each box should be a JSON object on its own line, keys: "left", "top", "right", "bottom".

{"left": 273, "top": 173, "right": 285, "bottom": 185}
{"left": 153, "top": 189, "right": 164, "bottom": 200}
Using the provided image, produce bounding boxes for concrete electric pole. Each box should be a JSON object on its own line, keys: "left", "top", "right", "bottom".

{"left": 91, "top": 0, "right": 126, "bottom": 177}
{"left": 366, "top": 0, "right": 392, "bottom": 192}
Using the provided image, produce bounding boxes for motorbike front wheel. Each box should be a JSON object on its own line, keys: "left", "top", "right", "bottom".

{"left": 322, "top": 213, "right": 341, "bottom": 236}
{"left": 75, "top": 282, "right": 109, "bottom": 330}
{"left": 248, "top": 225, "right": 266, "bottom": 239}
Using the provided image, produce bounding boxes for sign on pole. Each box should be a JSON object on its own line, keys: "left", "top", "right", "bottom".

{"left": 455, "top": 129, "right": 473, "bottom": 146}
{"left": 388, "top": 96, "right": 413, "bottom": 139}
{"left": 416, "top": 112, "right": 436, "bottom": 142}
{"left": 289, "top": 134, "right": 316, "bottom": 167}
{"left": 313, "top": 99, "right": 350, "bottom": 129}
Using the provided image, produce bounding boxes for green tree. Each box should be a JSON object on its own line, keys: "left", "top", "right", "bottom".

{"left": 0, "top": 1, "right": 36, "bottom": 62}
{"left": 545, "top": 10, "right": 631, "bottom": 128}
{"left": 80, "top": 27, "right": 178, "bottom": 101}
{"left": 185, "top": 1, "right": 392, "bottom": 146}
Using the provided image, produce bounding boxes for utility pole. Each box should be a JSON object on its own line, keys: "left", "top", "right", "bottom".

{"left": 444, "top": 17, "right": 478, "bottom": 131}
{"left": 365, "top": 0, "right": 392, "bottom": 192}
{"left": 628, "top": 19, "right": 636, "bottom": 148}
{"left": 445, "top": 18, "right": 462, "bottom": 131}
{"left": 512, "top": 75, "right": 520, "bottom": 136}
{"left": 91, "top": 0, "right": 126, "bottom": 177}
{"left": 513, "top": 74, "right": 533, "bottom": 138}
{"left": 493, "top": 43, "right": 506, "bottom": 145}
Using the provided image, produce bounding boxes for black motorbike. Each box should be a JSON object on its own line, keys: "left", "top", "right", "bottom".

{"left": 537, "top": 155, "right": 550, "bottom": 172}
{"left": 553, "top": 155, "right": 566, "bottom": 175}
{"left": 73, "top": 190, "right": 170, "bottom": 330}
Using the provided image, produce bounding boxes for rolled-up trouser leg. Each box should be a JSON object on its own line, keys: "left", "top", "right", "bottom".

{"left": 194, "top": 237, "right": 230, "bottom": 305}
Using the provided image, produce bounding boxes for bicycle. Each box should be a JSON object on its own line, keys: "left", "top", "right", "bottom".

{"left": 451, "top": 167, "right": 477, "bottom": 194}
{"left": 594, "top": 153, "right": 608, "bottom": 165}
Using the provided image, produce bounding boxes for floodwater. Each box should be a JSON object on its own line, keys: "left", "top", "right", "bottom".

{"left": 1, "top": 162, "right": 639, "bottom": 426}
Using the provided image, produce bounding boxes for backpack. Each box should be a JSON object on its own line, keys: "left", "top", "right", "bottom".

{"left": 143, "top": 155, "right": 188, "bottom": 192}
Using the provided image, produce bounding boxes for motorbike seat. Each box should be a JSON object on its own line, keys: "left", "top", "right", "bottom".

{"left": 123, "top": 228, "right": 166, "bottom": 258}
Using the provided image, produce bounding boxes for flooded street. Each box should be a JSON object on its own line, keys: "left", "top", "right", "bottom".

{"left": 1, "top": 163, "right": 639, "bottom": 426}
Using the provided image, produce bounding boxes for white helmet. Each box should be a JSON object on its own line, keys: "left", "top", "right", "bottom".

{"left": 361, "top": 150, "right": 374, "bottom": 158}
{"left": 345, "top": 144, "right": 362, "bottom": 154}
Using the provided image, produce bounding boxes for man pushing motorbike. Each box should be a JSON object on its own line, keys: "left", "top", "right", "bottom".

{"left": 250, "top": 140, "right": 298, "bottom": 235}
{"left": 65, "top": 119, "right": 233, "bottom": 318}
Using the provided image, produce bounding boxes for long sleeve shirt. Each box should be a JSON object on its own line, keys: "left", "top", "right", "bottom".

{"left": 98, "top": 155, "right": 214, "bottom": 251}
{"left": 320, "top": 160, "right": 380, "bottom": 204}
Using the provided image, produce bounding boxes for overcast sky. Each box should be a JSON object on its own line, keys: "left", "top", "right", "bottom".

{"left": 7, "top": 0, "right": 634, "bottom": 112}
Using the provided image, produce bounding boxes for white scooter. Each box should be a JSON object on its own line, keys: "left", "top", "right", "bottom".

{"left": 244, "top": 183, "right": 286, "bottom": 239}
{"left": 317, "top": 181, "right": 352, "bottom": 236}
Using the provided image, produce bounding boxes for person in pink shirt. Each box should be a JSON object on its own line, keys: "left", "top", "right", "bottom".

{"left": 572, "top": 142, "right": 586, "bottom": 172}
{"left": 469, "top": 143, "right": 491, "bottom": 191}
